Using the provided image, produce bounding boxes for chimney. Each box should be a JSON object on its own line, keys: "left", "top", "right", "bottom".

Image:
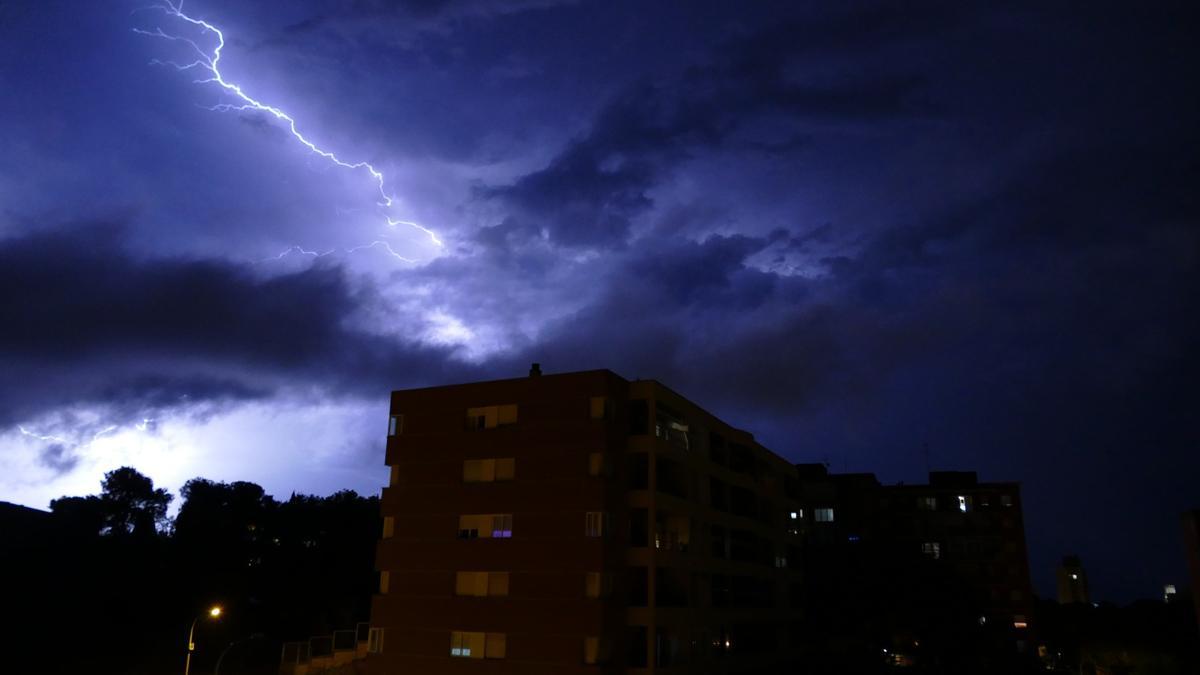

{"left": 529, "top": 363, "right": 542, "bottom": 377}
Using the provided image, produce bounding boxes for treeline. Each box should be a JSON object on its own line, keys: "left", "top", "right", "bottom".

{"left": 5, "top": 467, "right": 379, "bottom": 675}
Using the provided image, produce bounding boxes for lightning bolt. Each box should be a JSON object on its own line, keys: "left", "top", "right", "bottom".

{"left": 256, "top": 242, "right": 415, "bottom": 264}
{"left": 133, "top": 1, "right": 443, "bottom": 251}
{"left": 18, "top": 426, "right": 70, "bottom": 445}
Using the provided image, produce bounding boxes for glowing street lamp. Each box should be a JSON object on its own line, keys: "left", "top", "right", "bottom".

{"left": 185, "top": 605, "right": 223, "bottom": 675}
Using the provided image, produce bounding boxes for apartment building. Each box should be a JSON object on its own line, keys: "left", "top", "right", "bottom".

{"left": 367, "top": 367, "right": 804, "bottom": 674}
{"left": 794, "top": 465, "right": 1035, "bottom": 669}
{"left": 1056, "top": 554, "right": 1090, "bottom": 605}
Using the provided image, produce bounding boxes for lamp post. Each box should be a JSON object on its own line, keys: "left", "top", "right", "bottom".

{"left": 184, "top": 605, "right": 222, "bottom": 675}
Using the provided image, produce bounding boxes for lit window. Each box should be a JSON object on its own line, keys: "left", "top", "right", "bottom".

{"left": 463, "top": 458, "right": 516, "bottom": 483}
{"left": 382, "top": 516, "right": 394, "bottom": 539}
{"left": 921, "top": 542, "right": 941, "bottom": 559}
{"left": 367, "top": 627, "right": 384, "bottom": 654}
{"left": 457, "top": 514, "right": 512, "bottom": 539}
{"left": 585, "top": 511, "right": 609, "bottom": 537}
{"left": 583, "top": 636, "right": 610, "bottom": 664}
{"left": 495, "top": 458, "right": 515, "bottom": 480}
{"left": 388, "top": 414, "right": 403, "bottom": 436}
{"left": 588, "top": 452, "right": 610, "bottom": 477}
{"left": 789, "top": 511, "right": 798, "bottom": 520}
{"left": 451, "top": 631, "right": 489, "bottom": 659}
{"left": 455, "top": 571, "right": 509, "bottom": 597}
{"left": 491, "top": 514, "right": 513, "bottom": 538}
{"left": 1012, "top": 615, "right": 1028, "bottom": 629}
{"left": 465, "top": 405, "right": 518, "bottom": 431}
{"left": 1164, "top": 584, "right": 1177, "bottom": 602}
{"left": 379, "top": 571, "right": 390, "bottom": 594}
{"left": 957, "top": 495, "right": 972, "bottom": 513}
{"left": 814, "top": 508, "right": 835, "bottom": 523}
{"left": 918, "top": 496, "right": 937, "bottom": 510}
{"left": 585, "top": 572, "right": 613, "bottom": 599}
{"left": 590, "top": 396, "right": 611, "bottom": 420}
{"left": 1001, "top": 494, "right": 1013, "bottom": 507}
{"left": 1070, "top": 573, "right": 1078, "bottom": 580}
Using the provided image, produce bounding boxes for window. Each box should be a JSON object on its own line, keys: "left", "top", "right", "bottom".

{"left": 455, "top": 571, "right": 509, "bottom": 597}
{"left": 918, "top": 496, "right": 937, "bottom": 511}
{"left": 449, "top": 631, "right": 504, "bottom": 659}
{"left": 654, "top": 402, "right": 690, "bottom": 449}
{"left": 495, "top": 458, "right": 515, "bottom": 480}
{"left": 379, "top": 571, "right": 390, "bottom": 593}
{"left": 1012, "top": 615, "right": 1028, "bottom": 629}
{"left": 630, "top": 509, "right": 648, "bottom": 547}
{"left": 590, "top": 396, "right": 612, "bottom": 420}
{"left": 588, "top": 452, "right": 610, "bottom": 477}
{"left": 921, "top": 542, "right": 941, "bottom": 559}
{"left": 367, "top": 627, "right": 384, "bottom": 654}
{"left": 458, "top": 513, "right": 512, "bottom": 539}
{"left": 585, "top": 511, "right": 609, "bottom": 537}
{"left": 814, "top": 508, "right": 835, "bottom": 523}
{"left": 629, "top": 453, "right": 649, "bottom": 489}
{"left": 387, "top": 414, "right": 403, "bottom": 436}
{"left": 1001, "top": 494, "right": 1014, "bottom": 507}
{"left": 629, "top": 399, "right": 649, "bottom": 435}
{"left": 463, "top": 458, "right": 515, "bottom": 482}
{"left": 585, "top": 572, "right": 613, "bottom": 599}
{"left": 485, "top": 633, "right": 506, "bottom": 659}
{"left": 957, "top": 495, "right": 972, "bottom": 513}
{"left": 774, "top": 555, "right": 788, "bottom": 568}
{"left": 382, "top": 516, "right": 394, "bottom": 539}
{"left": 465, "top": 404, "right": 518, "bottom": 430}
{"left": 583, "top": 636, "right": 610, "bottom": 664}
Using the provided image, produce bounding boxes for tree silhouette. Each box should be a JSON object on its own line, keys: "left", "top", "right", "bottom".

{"left": 99, "top": 466, "right": 172, "bottom": 537}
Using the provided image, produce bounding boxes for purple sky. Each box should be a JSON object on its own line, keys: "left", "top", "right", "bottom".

{"left": 1, "top": 0, "right": 1196, "bottom": 603}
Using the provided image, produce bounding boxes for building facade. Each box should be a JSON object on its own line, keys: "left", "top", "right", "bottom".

{"left": 367, "top": 367, "right": 804, "bottom": 674}
{"left": 793, "top": 465, "right": 1035, "bottom": 669}
{"left": 1056, "top": 555, "right": 1090, "bottom": 605}
{"left": 1184, "top": 510, "right": 1200, "bottom": 636}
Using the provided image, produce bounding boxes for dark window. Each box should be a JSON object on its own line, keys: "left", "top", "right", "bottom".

{"left": 711, "top": 525, "right": 729, "bottom": 559}
{"left": 729, "top": 443, "right": 754, "bottom": 474}
{"left": 627, "top": 626, "right": 648, "bottom": 668}
{"left": 710, "top": 477, "right": 728, "bottom": 512}
{"left": 630, "top": 508, "right": 649, "bottom": 548}
{"left": 709, "top": 432, "right": 727, "bottom": 465}
{"left": 629, "top": 400, "right": 649, "bottom": 435}
{"left": 729, "top": 485, "right": 756, "bottom": 518}
{"left": 628, "top": 454, "right": 649, "bottom": 490}
{"left": 711, "top": 574, "right": 731, "bottom": 608}
{"left": 656, "top": 567, "right": 689, "bottom": 607}
{"left": 656, "top": 457, "right": 688, "bottom": 499}
{"left": 628, "top": 567, "right": 648, "bottom": 607}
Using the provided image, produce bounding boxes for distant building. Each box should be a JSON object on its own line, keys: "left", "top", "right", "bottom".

{"left": 1056, "top": 554, "right": 1091, "bottom": 605}
{"left": 1184, "top": 510, "right": 1200, "bottom": 634}
{"left": 794, "top": 465, "right": 1035, "bottom": 667}
{"left": 367, "top": 367, "right": 804, "bottom": 673}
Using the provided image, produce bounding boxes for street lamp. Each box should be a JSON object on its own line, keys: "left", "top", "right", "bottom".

{"left": 184, "top": 605, "right": 223, "bottom": 675}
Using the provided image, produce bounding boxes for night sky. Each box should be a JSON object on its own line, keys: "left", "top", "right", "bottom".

{"left": 1, "top": 1, "right": 1196, "bottom": 603}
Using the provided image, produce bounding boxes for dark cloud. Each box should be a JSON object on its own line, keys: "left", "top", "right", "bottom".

{"left": 38, "top": 443, "right": 79, "bottom": 474}
{"left": 479, "top": 11, "right": 937, "bottom": 249}
{"left": 282, "top": 0, "right": 576, "bottom": 40}
{"left": 0, "top": 225, "right": 469, "bottom": 426}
